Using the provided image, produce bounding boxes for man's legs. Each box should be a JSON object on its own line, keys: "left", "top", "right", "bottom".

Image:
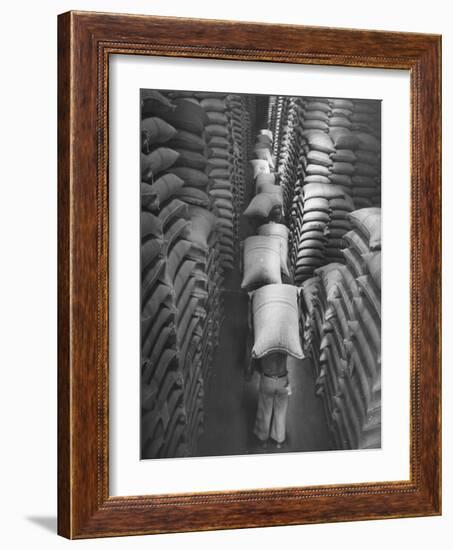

{"left": 253, "top": 375, "right": 274, "bottom": 442}
{"left": 270, "top": 379, "right": 290, "bottom": 444}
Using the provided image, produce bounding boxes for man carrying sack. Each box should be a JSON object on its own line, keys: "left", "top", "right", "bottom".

{"left": 253, "top": 352, "right": 292, "bottom": 449}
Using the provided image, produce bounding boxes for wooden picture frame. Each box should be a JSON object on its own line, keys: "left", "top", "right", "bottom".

{"left": 58, "top": 10, "right": 441, "bottom": 539}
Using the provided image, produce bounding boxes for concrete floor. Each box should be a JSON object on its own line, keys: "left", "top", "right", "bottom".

{"left": 198, "top": 289, "right": 335, "bottom": 457}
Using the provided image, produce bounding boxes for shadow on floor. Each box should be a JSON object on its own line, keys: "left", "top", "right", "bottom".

{"left": 26, "top": 516, "right": 57, "bottom": 534}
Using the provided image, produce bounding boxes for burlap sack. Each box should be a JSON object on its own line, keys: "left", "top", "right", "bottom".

{"left": 305, "top": 101, "right": 331, "bottom": 113}
{"left": 187, "top": 206, "right": 217, "bottom": 252}
{"left": 353, "top": 132, "right": 380, "bottom": 152}
{"left": 352, "top": 175, "right": 377, "bottom": 187}
{"left": 209, "top": 168, "right": 231, "bottom": 179}
{"left": 305, "top": 110, "right": 329, "bottom": 122}
{"left": 255, "top": 181, "right": 283, "bottom": 196}
{"left": 209, "top": 147, "right": 230, "bottom": 160}
{"left": 356, "top": 274, "right": 381, "bottom": 318}
{"left": 331, "top": 161, "right": 355, "bottom": 175}
{"left": 141, "top": 306, "right": 174, "bottom": 359}
{"left": 258, "top": 129, "right": 273, "bottom": 141}
{"left": 331, "top": 149, "right": 357, "bottom": 163}
{"left": 303, "top": 183, "right": 345, "bottom": 200}
{"left": 174, "top": 259, "right": 197, "bottom": 300}
{"left": 304, "top": 175, "right": 331, "bottom": 184}
{"left": 306, "top": 164, "right": 331, "bottom": 177}
{"left": 256, "top": 135, "right": 273, "bottom": 148}
{"left": 355, "top": 150, "right": 380, "bottom": 165}
{"left": 329, "top": 116, "right": 352, "bottom": 129}
{"left": 141, "top": 211, "right": 163, "bottom": 240}
{"left": 141, "top": 117, "right": 177, "bottom": 146}
{"left": 303, "top": 211, "right": 330, "bottom": 224}
{"left": 208, "top": 136, "right": 230, "bottom": 149}
{"left": 176, "top": 187, "right": 211, "bottom": 208}
{"left": 167, "top": 129, "right": 206, "bottom": 152}
{"left": 253, "top": 147, "right": 275, "bottom": 168}
{"left": 241, "top": 236, "right": 282, "bottom": 289}
{"left": 206, "top": 111, "right": 228, "bottom": 125}
{"left": 329, "top": 128, "right": 360, "bottom": 150}
{"left": 304, "top": 120, "right": 328, "bottom": 131}
{"left": 167, "top": 166, "right": 210, "bottom": 188}
{"left": 210, "top": 178, "right": 232, "bottom": 190}
{"left": 141, "top": 281, "right": 175, "bottom": 319}
{"left": 200, "top": 98, "right": 227, "bottom": 112}
{"left": 209, "top": 189, "right": 233, "bottom": 201}
{"left": 348, "top": 208, "right": 381, "bottom": 250}
{"left": 329, "top": 98, "right": 354, "bottom": 110}
{"left": 251, "top": 284, "right": 304, "bottom": 359}
{"left": 141, "top": 238, "right": 164, "bottom": 273}
{"left": 205, "top": 124, "right": 229, "bottom": 138}
{"left": 173, "top": 148, "right": 208, "bottom": 170}
{"left": 158, "top": 199, "right": 189, "bottom": 230}
{"left": 141, "top": 148, "right": 180, "bottom": 181}
{"left": 255, "top": 173, "right": 277, "bottom": 187}
{"left": 362, "top": 251, "right": 381, "bottom": 289}
{"left": 161, "top": 98, "right": 209, "bottom": 134}
{"left": 329, "top": 196, "right": 355, "bottom": 211}
{"left": 141, "top": 90, "right": 176, "bottom": 118}
{"left": 140, "top": 174, "right": 185, "bottom": 210}
{"left": 354, "top": 162, "right": 379, "bottom": 177}
{"left": 301, "top": 130, "right": 336, "bottom": 154}
{"left": 207, "top": 158, "right": 230, "bottom": 173}
{"left": 243, "top": 192, "right": 283, "bottom": 219}
{"left": 307, "top": 150, "right": 333, "bottom": 167}
{"left": 166, "top": 239, "right": 193, "bottom": 281}
{"left": 250, "top": 159, "right": 271, "bottom": 178}
{"left": 163, "top": 218, "right": 191, "bottom": 252}
{"left": 257, "top": 223, "right": 290, "bottom": 277}
{"left": 329, "top": 173, "right": 353, "bottom": 187}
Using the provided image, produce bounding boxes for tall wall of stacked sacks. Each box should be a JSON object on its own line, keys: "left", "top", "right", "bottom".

{"left": 140, "top": 90, "right": 255, "bottom": 458}
{"left": 268, "top": 95, "right": 382, "bottom": 449}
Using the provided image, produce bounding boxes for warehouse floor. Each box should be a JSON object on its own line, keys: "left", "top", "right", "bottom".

{"left": 198, "top": 290, "right": 335, "bottom": 457}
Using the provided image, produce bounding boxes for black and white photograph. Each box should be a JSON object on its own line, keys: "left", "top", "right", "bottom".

{"left": 140, "top": 90, "right": 381, "bottom": 460}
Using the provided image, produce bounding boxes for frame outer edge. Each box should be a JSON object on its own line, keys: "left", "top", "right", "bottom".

{"left": 57, "top": 10, "right": 442, "bottom": 538}
{"left": 57, "top": 10, "right": 73, "bottom": 539}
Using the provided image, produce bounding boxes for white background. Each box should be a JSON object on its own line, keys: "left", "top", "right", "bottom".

{"left": 0, "top": 0, "right": 450, "bottom": 548}
{"left": 110, "top": 56, "right": 410, "bottom": 495}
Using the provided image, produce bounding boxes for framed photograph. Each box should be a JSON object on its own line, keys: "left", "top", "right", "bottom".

{"left": 58, "top": 11, "right": 441, "bottom": 539}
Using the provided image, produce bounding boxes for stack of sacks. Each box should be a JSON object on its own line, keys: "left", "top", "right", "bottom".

{"left": 196, "top": 93, "right": 236, "bottom": 272}
{"left": 350, "top": 99, "right": 381, "bottom": 139}
{"left": 301, "top": 97, "right": 331, "bottom": 133}
{"left": 175, "top": 203, "right": 222, "bottom": 456}
{"left": 227, "top": 95, "right": 250, "bottom": 248}
{"left": 271, "top": 96, "right": 286, "bottom": 159}
{"left": 245, "top": 158, "right": 283, "bottom": 225}
{"left": 186, "top": 206, "right": 224, "bottom": 382}
{"left": 299, "top": 274, "right": 323, "bottom": 367}
{"left": 326, "top": 98, "right": 381, "bottom": 209}
{"left": 245, "top": 128, "right": 281, "bottom": 218}
{"left": 267, "top": 96, "right": 278, "bottom": 134}
{"left": 342, "top": 208, "right": 381, "bottom": 449}
{"left": 140, "top": 90, "right": 227, "bottom": 458}
{"left": 299, "top": 207, "right": 381, "bottom": 450}
{"left": 140, "top": 91, "right": 188, "bottom": 459}
{"left": 140, "top": 202, "right": 189, "bottom": 459}
{"left": 276, "top": 98, "right": 304, "bottom": 221}
{"left": 292, "top": 183, "right": 353, "bottom": 285}
{"left": 350, "top": 129, "right": 381, "bottom": 209}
